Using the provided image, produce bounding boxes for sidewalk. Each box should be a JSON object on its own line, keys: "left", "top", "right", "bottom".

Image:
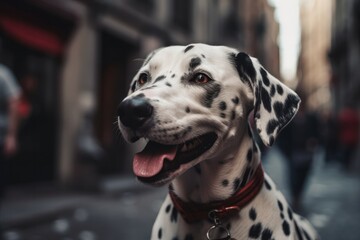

{"left": 0, "top": 175, "right": 166, "bottom": 239}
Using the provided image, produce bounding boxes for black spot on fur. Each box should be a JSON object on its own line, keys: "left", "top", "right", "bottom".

{"left": 261, "top": 87, "right": 272, "bottom": 113}
{"left": 171, "top": 74, "right": 176, "bottom": 78}
{"left": 284, "top": 94, "right": 300, "bottom": 113}
{"left": 184, "top": 45, "right": 194, "bottom": 53}
{"left": 282, "top": 220, "right": 291, "bottom": 236}
{"left": 273, "top": 101, "right": 284, "bottom": 119}
{"left": 261, "top": 228, "right": 273, "bottom": 240}
{"left": 232, "top": 96, "right": 240, "bottom": 104}
{"left": 270, "top": 84, "right": 276, "bottom": 97}
{"left": 184, "top": 234, "right": 194, "bottom": 240}
{"left": 277, "top": 84, "right": 284, "bottom": 95}
{"left": 247, "top": 149, "right": 253, "bottom": 162}
{"left": 233, "top": 178, "right": 240, "bottom": 192}
{"left": 220, "top": 113, "right": 226, "bottom": 118}
{"left": 219, "top": 101, "right": 227, "bottom": 110}
{"left": 185, "top": 107, "right": 190, "bottom": 113}
{"left": 166, "top": 82, "right": 172, "bottom": 87}
{"left": 266, "top": 119, "right": 278, "bottom": 135}
{"left": 171, "top": 206, "right": 178, "bottom": 222}
{"left": 249, "top": 208, "right": 257, "bottom": 221}
{"left": 154, "top": 75, "right": 166, "bottom": 83}
{"left": 260, "top": 68, "right": 270, "bottom": 86}
{"left": 288, "top": 207, "right": 293, "bottom": 220}
{"left": 232, "top": 52, "right": 257, "bottom": 83}
{"left": 222, "top": 179, "right": 229, "bottom": 187}
{"left": 254, "top": 81, "right": 262, "bottom": 116}
{"left": 277, "top": 94, "right": 300, "bottom": 132}
{"left": 277, "top": 200, "right": 284, "bottom": 211}
{"left": 294, "top": 221, "right": 304, "bottom": 240}
{"left": 201, "top": 54, "right": 206, "bottom": 58}
{"left": 189, "top": 57, "right": 201, "bottom": 69}
{"left": 249, "top": 223, "right": 262, "bottom": 238}
{"left": 165, "top": 204, "right": 171, "bottom": 213}
{"left": 264, "top": 179, "right": 272, "bottom": 190}
{"left": 280, "top": 212, "right": 285, "bottom": 219}
{"left": 158, "top": 228, "right": 162, "bottom": 239}
{"left": 202, "top": 83, "right": 221, "bottom": 108}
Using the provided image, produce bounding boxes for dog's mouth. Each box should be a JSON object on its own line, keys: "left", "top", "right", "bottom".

{"left": 133, "top": 132, "right": 217, "bottom": 185}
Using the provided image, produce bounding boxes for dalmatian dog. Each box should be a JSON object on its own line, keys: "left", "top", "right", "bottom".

{"left": 117, "top": 44, "right": 319, "bottom": 240}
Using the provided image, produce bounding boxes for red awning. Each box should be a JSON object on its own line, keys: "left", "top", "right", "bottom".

{"left": 0, "top": 15, "right": 64, "bottom": 55}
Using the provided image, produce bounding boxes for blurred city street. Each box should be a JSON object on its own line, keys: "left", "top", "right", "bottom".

{"left": 0, "top": 0, "right": 360, "bottom": 240}
{"left": 1, "top": 147, "right": 360, "bottom": 240}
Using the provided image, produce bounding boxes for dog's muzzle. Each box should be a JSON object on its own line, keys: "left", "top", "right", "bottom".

{"left": 117, "top": 96, "right": 154, "bottom": 130}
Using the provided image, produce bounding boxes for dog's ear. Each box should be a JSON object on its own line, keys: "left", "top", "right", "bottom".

{"left": 233, "top": 52, "right": 300, "bottom": 146}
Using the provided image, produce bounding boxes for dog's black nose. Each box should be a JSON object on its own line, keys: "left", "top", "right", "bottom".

{"left": 118, "top": 96, "right": 154, "bottom": 129}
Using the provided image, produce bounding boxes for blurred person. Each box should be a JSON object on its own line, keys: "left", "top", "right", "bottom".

{"left": 17, "top": 73, "right": 41, "bottom": 124}
{"left": 338, "top": 106, "right": 359, "bottom": 170}
{"left": 277, "top": 94, "right": 320, "bottom": 211}
{"left": 0, "top": 64, "right": 21, "bottom": 237}
{"left": 17, "top": 73, "right": 46, "bottom": 155}
{"left": 322, "top": 111, "right": 339, "bottom": 163}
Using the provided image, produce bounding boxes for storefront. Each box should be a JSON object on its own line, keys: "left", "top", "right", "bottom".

{"left": 0, "top": 0, "right": 74, "bottom": 184}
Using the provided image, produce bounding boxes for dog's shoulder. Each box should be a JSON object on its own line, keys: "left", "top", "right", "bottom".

{"left": 241, "top": 174, "right": 319, "bottom": 240}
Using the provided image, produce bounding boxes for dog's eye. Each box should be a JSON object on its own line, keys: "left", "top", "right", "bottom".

{"left": 137, "top": 73, "right": 149, "bottom": 86}
{"left": 190, "top": 73, "right": 211, "bottom": 84}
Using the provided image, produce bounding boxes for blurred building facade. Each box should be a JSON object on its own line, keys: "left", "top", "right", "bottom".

{"left": 328, "top": 0, "right": 360, "bottom": 163}
{"left": 328, "top": 0, "right": 360, "bottom": 111}
{"left": 0, "top": 0, "right": 280, "bottom": 187}
{"left": 297, "top": 0, "right": 333, "bottom": 112}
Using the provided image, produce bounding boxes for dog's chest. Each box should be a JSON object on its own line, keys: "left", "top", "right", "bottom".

{"left": 151, "top": 172, "right": 321, "bottom": 240}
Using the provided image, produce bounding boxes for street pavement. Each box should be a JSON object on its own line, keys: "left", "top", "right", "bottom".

{"left": 1, "top": 147, "right": 360, "bottom": 240}
{"left": 264, "top": 147, "right": 360, "bottom": 240}
{"left": 0, "top": 178, "right": 167, "bottom": 240}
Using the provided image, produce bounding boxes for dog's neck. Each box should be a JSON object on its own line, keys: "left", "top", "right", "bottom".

{"left": 171, "top": 123, "right": 261, "bottom": 203}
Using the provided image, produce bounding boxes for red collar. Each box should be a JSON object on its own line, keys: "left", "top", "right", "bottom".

{"left": 169, "top": 164, "right": 264, "bottom": 223}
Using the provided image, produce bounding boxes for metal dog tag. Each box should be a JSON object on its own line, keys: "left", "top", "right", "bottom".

{"left": 207, "top": 210, "right": 232, "bottom": 240}
{"left": 206, "top": 224, "right": 231, "bottom": 240}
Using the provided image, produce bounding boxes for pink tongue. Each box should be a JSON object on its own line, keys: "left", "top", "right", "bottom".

{"left": 133, "top": 141, "right": 177, "bottom": 178}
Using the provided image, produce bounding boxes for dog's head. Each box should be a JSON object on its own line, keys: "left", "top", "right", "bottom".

{"left": 117, "top": 44, "right": 300, "bottom": 185}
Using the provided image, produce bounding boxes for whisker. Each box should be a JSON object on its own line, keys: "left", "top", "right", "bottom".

{"left": 112, "top": 117, "right": 124, "bottom": 141}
